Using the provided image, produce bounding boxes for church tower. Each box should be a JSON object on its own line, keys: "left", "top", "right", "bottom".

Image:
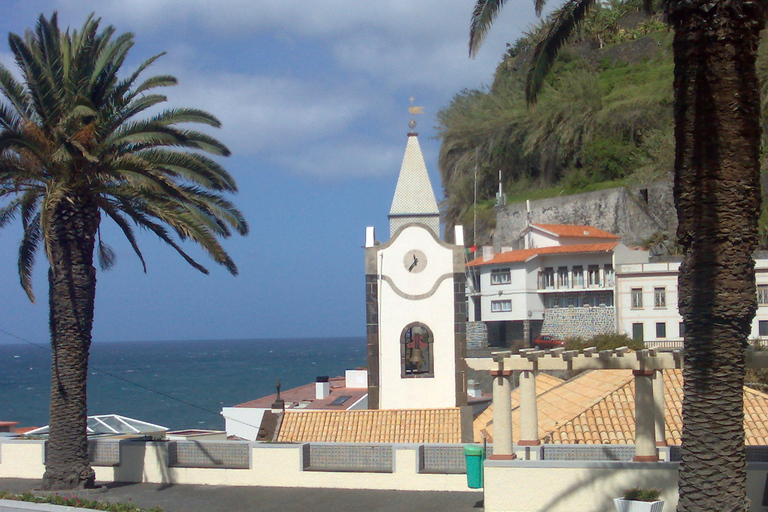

{"left": 365, "top": 104, "right": 467, "bottom": 410}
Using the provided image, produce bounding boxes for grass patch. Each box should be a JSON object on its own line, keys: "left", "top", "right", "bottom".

{"left": 0, "top": 490, "right": 163, "bottom": 512}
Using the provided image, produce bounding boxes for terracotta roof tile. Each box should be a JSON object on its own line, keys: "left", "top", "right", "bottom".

{"left": 538, "top": 369, "right": 768, "bottom": 446}
{"left": 276, "top": 408, "right": 462, "bottom": 444}
{"left": 467, "top": 242, "right": 619, "bottom": 267}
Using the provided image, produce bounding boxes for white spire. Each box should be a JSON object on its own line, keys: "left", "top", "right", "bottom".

{"left": 388, "top": 132, "right": 439, "bottom": 237}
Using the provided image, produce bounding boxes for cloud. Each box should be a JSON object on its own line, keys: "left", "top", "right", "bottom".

{"left": 10, "top": 0, "right": 541, "bottom": 180}
{"left": 273, "top": 138, "right": 404, "bottom": 179}
{"left": 163, "top": 69, "right": 370, "bottom": 159}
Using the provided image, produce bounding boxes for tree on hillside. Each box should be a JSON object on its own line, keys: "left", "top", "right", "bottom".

{"left": 0, "top": 13, "right": 248, "bottom": 490}
{"left": 470, "top": 0, "right": 765, "bottom": 510}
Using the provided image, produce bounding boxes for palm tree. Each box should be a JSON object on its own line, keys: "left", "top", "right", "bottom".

{"left": 470, "top": 1, "right": 765, "bottom": 511}
{"left": 0, "top": 13, "right": 247, "bottom": 490}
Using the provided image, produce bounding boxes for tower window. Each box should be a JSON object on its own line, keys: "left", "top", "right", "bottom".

{"left": 401, "top": 323, "right": 434, "bottom": 378}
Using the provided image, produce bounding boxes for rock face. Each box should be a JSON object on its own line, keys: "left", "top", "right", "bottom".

{"left": 494, "top": 181, "right": 676, "bottom": 250}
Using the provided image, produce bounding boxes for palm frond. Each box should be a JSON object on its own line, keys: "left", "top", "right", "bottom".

{"left": 133, "top": 149, "right": 238, "bottom": 191}
{"left": 96, "top": 235, "right": 116, "bottom": 270}
{"left": 0, "top": 64, "right": 31, "bottom": 121}
{"left": 526, "top": 0, "right": 597, "bottom": 105}
{"left": 0, "top": 197, "right": 23, "bottom": 227}
{"left": 111, "top": 53, "right": 166, "bottom": 99}
{"left": 100, "top": 201, "right": 146, "bottom": 272}
{"left": 18, "top": 211, "right": 41, "bottom": 302}
{"left": 151, "top": 108, "right": 222, "bottom": 128}
{"left": 120, "top": 202, "right": 211, "bottom": 274}
{"left": 469, "top": 0, "right": 507, "bottom": 57}
{"left": 133, "top": 74, "right": 177, "bottom": 96}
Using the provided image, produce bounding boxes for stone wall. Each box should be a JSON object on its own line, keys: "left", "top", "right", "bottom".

{"left": 467, "top": 321, "right": 488, "bottom": 349}
{"left": 495, "top": 181, "right": 675, "bottom": 249}
{"left": 542, "top": 306, "right": 616, "bottom": 339}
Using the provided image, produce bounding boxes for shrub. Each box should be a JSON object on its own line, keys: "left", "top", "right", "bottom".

{"left": 564, "top": 332, "right": 644, "bottom": 351}
{"left": 623, "top": 487, "right": 661, "bottom": 502}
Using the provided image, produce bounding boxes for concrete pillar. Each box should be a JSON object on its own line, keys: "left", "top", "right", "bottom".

{"left": 517, "top": 370, "right": 540, "bottom": 446}
{"left": 633, "top": 369, "right": 659, "bottom": 462}
{"left": 490, "top": 369, "right": 515, "bottom": 460}
{"left": 654, "top": 370, "right": 667, "bottom": 447}
{"left": 523, "top": 319, "right": 531, "bottom": 347}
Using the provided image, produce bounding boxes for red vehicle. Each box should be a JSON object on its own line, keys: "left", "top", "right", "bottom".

{"left": 534, "top": 335, "right": 564, "bottom": 349}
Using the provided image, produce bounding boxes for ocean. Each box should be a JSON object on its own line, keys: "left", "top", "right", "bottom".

{"left": 1, "top": 337, "right": 366, "bottom": 431}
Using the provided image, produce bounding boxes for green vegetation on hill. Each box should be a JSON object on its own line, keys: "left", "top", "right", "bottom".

{"left": 437, "top": 0, "right": 768, "bottom": 246}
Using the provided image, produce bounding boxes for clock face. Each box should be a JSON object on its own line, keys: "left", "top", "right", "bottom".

{"left": 403, "top": 249, "right": 427, "bottom": 273}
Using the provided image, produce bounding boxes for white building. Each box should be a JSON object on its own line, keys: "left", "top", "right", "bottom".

{"left": 616, "top": 256, "right": 768, "bottom": 343}
{"left": 467, "top": 223, "right": 649, "bottom": 346}
{"left": 469, "top": 224, "right": 768, "bottom": 346}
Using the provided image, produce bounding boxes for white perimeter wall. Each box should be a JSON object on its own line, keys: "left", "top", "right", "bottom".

{"left": 0, "top": 440, "right": 468, "bottom": 492}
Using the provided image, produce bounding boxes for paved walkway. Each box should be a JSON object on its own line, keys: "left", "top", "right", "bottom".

{"left": 0, "top": 479, "right": 484, "bottom": 512}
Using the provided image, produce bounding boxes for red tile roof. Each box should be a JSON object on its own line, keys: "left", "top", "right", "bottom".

{"left": 476, "top": 368, "right": 768, "bottom": 446}
{"left": 533, "top": 224, "right": 620, "bottom": 239}
{"left": 467, "top": 242, "right": 619, "bottom": 267}
{"left": 234, "top": 376, "right": 367, "bottom": 411}
{"left": 277, "top": 408, "right": 463, "bottom": 443}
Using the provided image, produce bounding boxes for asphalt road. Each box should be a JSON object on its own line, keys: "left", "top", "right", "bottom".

{"left": 0, "top": 478, "right": 484, "bottom": 512}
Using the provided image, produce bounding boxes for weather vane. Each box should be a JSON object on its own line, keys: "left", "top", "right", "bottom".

{"left": 408, "top": 97, "right": 424, "bottom": 131}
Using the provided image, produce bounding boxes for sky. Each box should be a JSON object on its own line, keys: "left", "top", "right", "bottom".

{"left": 0, "top": 0, "right": 539, "bottom": 344}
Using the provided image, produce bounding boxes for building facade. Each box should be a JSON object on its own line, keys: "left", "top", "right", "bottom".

{"left": 469, "top": 225, "right": 768, "bottom": 346}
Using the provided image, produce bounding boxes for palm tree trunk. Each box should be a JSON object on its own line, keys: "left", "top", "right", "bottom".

{"left": 41, "top": 195, "right": 99, "bottom": 490}
{"left": 670, "top": 2, "right": 765, "bottom": 511}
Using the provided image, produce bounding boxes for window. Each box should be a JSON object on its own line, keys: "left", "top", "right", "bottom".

{"left": 760, "top": 321, "right": 768, "bottom": 337}
{"left": 540, "top": 268, "right": 555, "bottom": 289}
{"left": 631, "top": 288, "right": 643, "bottom": 309}
{"left": 573, "top": 266, "right": 584, "bottom": 287}
{"left": 604, "top": 264, "right": 614, "bottom": 286}
{"left": 654, "top": 287, "right": 667, "bottom": 308}
{"left": 656, "top": 322, "right": 667, "bottom": 338}
{"left": 679, "top": 322, "right": 686, "bottom": 338}
{"left": 632, "top": 323, "right": 644, "bottom": 342}
{"left": 588, "top": 265, "right": 600, "bottom": 287}
{"left": 557, "top": 267, "right": 569, "bottom": 288}
{"left": 598, "top": 292, "right": 613, "bottom": 307}
{"left": 401, "top": 323, "right": 433, "bottom": 377}
{"left": 491, "top": 300, "right": 512, "bottom": 312}
{"left": 491, "top": 268, "right": 511, "bottom": 285}
{"left": 758, "top": 285, "right": 768, "bottom": 305}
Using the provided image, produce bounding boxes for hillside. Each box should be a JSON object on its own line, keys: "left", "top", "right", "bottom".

{"left": 437, "top": 0, "right": 768, "bottom": 249}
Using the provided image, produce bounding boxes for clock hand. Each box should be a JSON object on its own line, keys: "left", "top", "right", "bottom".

{"left": 408, "top": 256, "right": 418, "bottom": 272}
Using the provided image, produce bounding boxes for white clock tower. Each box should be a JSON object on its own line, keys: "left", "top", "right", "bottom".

{"left": 365, "top": 111, "right": 468, "bottom": 412}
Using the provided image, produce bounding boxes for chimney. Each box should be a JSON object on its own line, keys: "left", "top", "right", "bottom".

{"left": 467, "top": 379, "right": 483, "bottom": 398}
{"left": 345, "top": 369, "right": 368, "bottom": 388}
{"left": 482, "top": 246, "right": 495, "bottom": 262}
{"left": 316, "top": 376, "right": 330, "bottom": 399}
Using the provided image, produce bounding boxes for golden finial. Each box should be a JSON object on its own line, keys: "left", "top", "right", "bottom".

{"left": 408, "top": 97, "right": 424, "bottom": 131}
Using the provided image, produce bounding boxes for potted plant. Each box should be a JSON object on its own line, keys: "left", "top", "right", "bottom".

{"left": 614, "top": 488, "right": 664, "bottom": 512}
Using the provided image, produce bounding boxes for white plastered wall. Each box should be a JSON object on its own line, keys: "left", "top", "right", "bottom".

{"left": 376, "top": 225, "right": 459, "bottom": 410}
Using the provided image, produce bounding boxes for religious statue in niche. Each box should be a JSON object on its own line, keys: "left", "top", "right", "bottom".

{"left": 403, "top": 324, "right": 433, "bottom": 376}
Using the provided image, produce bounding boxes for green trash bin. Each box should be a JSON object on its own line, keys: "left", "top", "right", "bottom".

{"left": 464, "top": 444, "right": 485, "bottom": 489}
